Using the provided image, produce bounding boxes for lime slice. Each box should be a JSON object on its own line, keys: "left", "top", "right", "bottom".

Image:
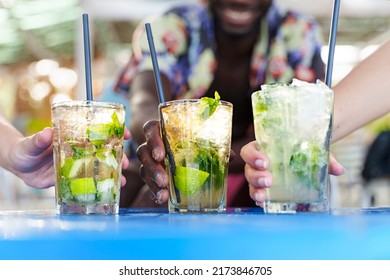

{"left": 86, "top": 112, "right": 125, "bottom": 145}
{"left": 87, "top": 124, "right": 111, "bottom": 145}
{"left": 173, "top": 166, "right": 209, "bottom": 195}
{"left": 61, "top": 157, "right": 94, "bottom": 178}
{"left": 70, "top": 177, "right": 96, "bottom": 195}
{"left": 60, "top": 157, "right": 76, "bottom": 177}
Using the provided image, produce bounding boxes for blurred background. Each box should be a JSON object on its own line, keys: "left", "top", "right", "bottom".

{"left": 0, "top": 0, "right": 390, "bottom": 210}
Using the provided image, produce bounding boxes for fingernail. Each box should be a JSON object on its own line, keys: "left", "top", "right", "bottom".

{"left": 255, "top": 192, "right": 264, "bottom": 202}
{"left": 255, "top": 201, "right": 263, "bottom": 207}
{"left": 154, "top": 172, "right": 164, "bottom": 188}
{"left": 152, "top": 147, "right": 162, "bottom": 161}
{"left": 258, "top": 177, "right": 270, "bottom": 187}
{"left": 255, "top": 159, "right": 268, "bottom": 169}
{"left": 156, "top": 190, "right": 163, "bottom": 202}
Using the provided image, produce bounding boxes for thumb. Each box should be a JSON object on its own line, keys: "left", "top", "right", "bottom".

{"left": 23, "top": 127, "right": 53, "bottom": 156}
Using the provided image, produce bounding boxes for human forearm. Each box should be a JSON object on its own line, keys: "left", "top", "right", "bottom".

{"left": 332, "top": 40, "right": 390, "bottom": 143}
{"left": 129, "top": 71, "right": 172, "bottom": 146}
{"left": 0, "top": 111, "right": 24, "bottom": 171}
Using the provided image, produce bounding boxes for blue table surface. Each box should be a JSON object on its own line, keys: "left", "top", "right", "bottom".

{"left": 1, "top": 207, "right": 390, "bottom": 260}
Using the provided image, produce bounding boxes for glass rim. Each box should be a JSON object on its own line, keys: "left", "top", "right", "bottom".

{"left": 159, "top": 99, "right": 233, "bottom": 107}
{"left": 51, "top": 100, "right": 126, "bottom": 110}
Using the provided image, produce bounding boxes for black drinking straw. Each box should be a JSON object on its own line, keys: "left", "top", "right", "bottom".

{"left": 145, "top": 23, "right": 165, "bottom": 104}
{"left": 83, "top": 14, "right": 93, "bottom": 100}
{"left": 145, "top": 23, "right": 180, "bottom": 204}
{"left": 325, "top": 0, "right": 341, "bottom": 88}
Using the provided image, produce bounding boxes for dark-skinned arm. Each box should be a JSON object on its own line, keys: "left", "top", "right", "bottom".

{"left": 129, "top": 70, "right": 173, "bottom": 146}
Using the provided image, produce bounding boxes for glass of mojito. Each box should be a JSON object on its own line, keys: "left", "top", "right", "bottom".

{"left": 159, "top": 92, "right": 233, "bottom": 213}
{"left": 251, "top": 79, "right": 334, "bottom": 213}
{"left": 51, "top": 100, "right": 125, "bottom": 214}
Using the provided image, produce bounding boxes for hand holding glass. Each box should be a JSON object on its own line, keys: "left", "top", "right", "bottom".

{"left": 251, "top": 79, "right": 334, "bottom": 213}
{"left": 52, "top": 101, "right": 125, "bottom": 214}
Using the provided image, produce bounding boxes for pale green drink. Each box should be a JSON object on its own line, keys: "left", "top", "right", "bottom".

{"left": 252, "top": 79, "right": 334, "bottom": 213}
{"left": 52, "top": 100, "right": 125, "bottom": 214}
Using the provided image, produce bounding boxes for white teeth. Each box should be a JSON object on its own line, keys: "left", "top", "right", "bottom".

{"left": 225, "top": 9, "right": 252, "bottom": 21}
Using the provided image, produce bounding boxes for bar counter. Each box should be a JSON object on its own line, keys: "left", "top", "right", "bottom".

{"left": 1, "top": 207, "right": 390, "bottom": 260}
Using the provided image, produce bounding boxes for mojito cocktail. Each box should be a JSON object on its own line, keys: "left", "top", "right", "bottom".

{"left": 52, "top": 100, "right": 125, "bottom": 214}
{"left": 160, "top": 93, "right": 233, "bottom": 213}
{"left": 252, "top": 79, "right": 334, "bottom": 213}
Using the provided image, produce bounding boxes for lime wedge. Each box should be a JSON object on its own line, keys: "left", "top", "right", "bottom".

{"left": 61, "top": 157, "right": 94, "bottom": 178}
{"left": 87, "top": 124, "right": 111, "bottom": 145}
{"left": 86, "top": 112, "right": 124, "bottom": 145}
{"left": 173, "top": 166, "right": 209, "bottom": 195}
{"left": 70, "top": 177, "right": 96, "bottom": 195}
{"left": 61, "top": 157, "right": 76, "bottom": 177}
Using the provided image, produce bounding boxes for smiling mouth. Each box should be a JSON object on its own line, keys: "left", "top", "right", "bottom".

{"left": 218, "top": 3, "right": 263, "bottom": 28}
{"left": 224, "top": 8, "right": 253, "bottom": 23}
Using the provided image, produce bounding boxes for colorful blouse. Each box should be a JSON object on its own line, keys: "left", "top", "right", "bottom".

{"left": 114, "top": 2, "right": 325, "bottom": 98}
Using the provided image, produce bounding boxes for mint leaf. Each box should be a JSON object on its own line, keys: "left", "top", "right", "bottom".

{"left": 198, "top": 91, "right": 221, "bottom": 120}
{"left": 289, "top": 142, "right": 328, "bottom": 189}
{"left": 108, "top": 112, "right": 125, "bottom": 138}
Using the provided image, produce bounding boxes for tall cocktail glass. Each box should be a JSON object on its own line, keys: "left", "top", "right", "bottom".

{"left": 51, "top": 100, "right": 125, "bottom": 214}
{"left": 251, "top": 79, "right": 334, "bottom": 213}
{"left": 159, "top": 94, "right": 233, "bottom": 213}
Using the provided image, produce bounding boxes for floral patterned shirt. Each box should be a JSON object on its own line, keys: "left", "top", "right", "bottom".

{"left": 114, "top": 2, "right": 325, "bottom": 98}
